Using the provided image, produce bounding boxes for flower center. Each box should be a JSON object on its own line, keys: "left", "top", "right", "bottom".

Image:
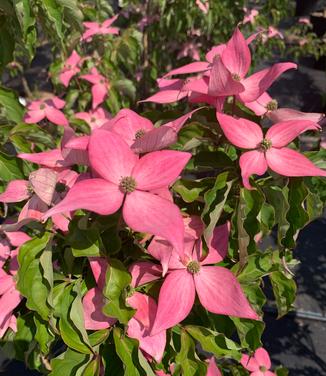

{"left": 266, "top": 99, "right": 278, "bottom": 111}
{"left": 231, "top": 73, "right": 241, "bottom": 81}
{"left": 27, "top": 183, "right": 34, "bottom": 195}
{"left": 259, "top": 366, "right": 267, "bottom": 372}
{"left": 135, "top": 129, "right": 146, "bottom": 139}
{"left": 55, "top": 182, "right": 66, "bottom": 193}
{"left": 100, "top": 79, "right": 105, "bottom": 84}
{"left": 90, "top": 117, "right": 96, "bottom": 122}
{"left": 260, "top": 138, "right": 272, "bottom": 151}
{"left": 187, "top": 260, "right": 200, "bottom": 274}
{"left": 119, "top": 176, "right": 137, "bottom": 193}
{"left": 40, "top": 103, "right": 46, "bottom": 110}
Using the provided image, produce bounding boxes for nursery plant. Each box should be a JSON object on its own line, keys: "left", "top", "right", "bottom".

{"left": 0, "top": 4, "right": 326, "bottom": 376}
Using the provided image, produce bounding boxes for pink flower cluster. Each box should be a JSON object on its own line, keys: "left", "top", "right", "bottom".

{"left": 0, "top": 22, "right": 325, "bottom": 374}
{"left": 143, "top": 27, "right": 326, "bottom": 187}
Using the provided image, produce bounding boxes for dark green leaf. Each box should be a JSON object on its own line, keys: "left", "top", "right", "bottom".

{"left": 103, "top": 259, "right": 134, "bottom": 324}
{"left": 0, "top": 152, "right": 24, "bottom": 181}
{"left": 270, "top": 271, "right": 296, "bottom": 318}
{"left": 17, "top": 232, "right": 52, "bottom": 320}
{"left": 185, "top": 325, "right": 241, "bottom": 360}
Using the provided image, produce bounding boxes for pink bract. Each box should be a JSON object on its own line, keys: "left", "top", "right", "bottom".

{"left": 241, "top": 347, "right": 276, "bottom": 376}
{"left": 217, "top": 113, "right": 326, "bottom": 189}
{"left": 24, "top": 97, "right": 68, "bottom": 126}
{"left": 43, "top": 130, "right": 191, "bottom": 256}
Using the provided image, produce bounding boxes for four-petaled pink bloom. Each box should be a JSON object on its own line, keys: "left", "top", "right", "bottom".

{"left": 243, "top": 8, "right": 259, "bottom": 25}
{"left": 81, "top": 15, "right": 119, "bottom": 42}
{"left": 0, "top": 168, "right": 78, "bottom": 231}
{"left": 43, "top": 130, "right": 191, "bottom": 256}
{"left": 217, "top": 113, "right": 326, "bottom": 189}
{"left": 59, "top": 50, "right": 82, "bottom": 87}
{"left": 24, "top": 97, "right": 68, "bottom": 126}
{"left": 130, "top": 216, "right": 259, "bottom": 335}
{"left": 241, "top": 347, "right": 276, "bottom": 376}
{"left": 81, "top": 67, "right": 110, "bottom": 109}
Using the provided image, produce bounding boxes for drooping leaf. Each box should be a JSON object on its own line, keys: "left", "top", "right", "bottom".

{"left": 270, "top": 271, "right": 297, "bottom": 318}
{"left": 103, "top": 259, "right": 135, "bottom": 324}
{"left": 185, "top": 325, "right": 241, "bottom": 360}
{"left": 17, "top": 232, "right": 52, "bottom": 320}
{"left": 202, "top": 171, "right": 234, "bottom": 243}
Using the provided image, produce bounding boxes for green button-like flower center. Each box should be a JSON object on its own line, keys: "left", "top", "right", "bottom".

{"left": 119, "top": 176, "right": 137, "bottom": 193}
{"left": 90, "top": 117, "right": 96, "bottom": 122}
{"left": 260, "top": 138, "right": 272, "bottom": 151}
{"left": 40, "top": 103, "right": 46, "bottom": 110}
{"left": 232, "top": 73, "right": 241, "bottom": 81}
{"left": 55, "top": 182, "right": 66, "bottom": 193}
{"left": 259, "top": 366, "right": 267, "bottom": 372}
{"left": 135, "top": 129, "right": 146, "bottom": 139}
{"left": 187, "top": 260, "right": 200, "bottom": 274}
{"left": 266, "top": 99, "right": 278, "bottom": 111}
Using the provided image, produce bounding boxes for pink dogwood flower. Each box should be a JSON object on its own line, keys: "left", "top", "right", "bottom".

{"left": 243, "top": 8, "right": 259, "bottom": 25}
{"left": 130, "top": 216, "right": 259, "bottom": 335}
{"left": 43, "top": 130, "right": 191, "bottom": 256}
{"left": 75, "top": 108, "right": 111, "bottom": 130}
{"left": 187, "top": 28, "right": 295, "bottom": 104}
{"left": 244, "top": 92, "right": 277, "bottom": 116}
{"left": 59, "top": 50, "right": 82, "bottom": 87}
{"left": 216, "top": 113, "right": 326, "bottom": 189}
{"left": 0, "top": 168, "right": 78, "bottom": 231}
{"left": 81, "top": 15, "right": 119, "bottom": 42}
{"left": 24, "top": 97, "right": 68, "bottom": 126}
{"left": 81, "top": 68, "right": 110, "bottom": 109}
{"left": 241, "top": 347, "right": 276, "bottom": 376}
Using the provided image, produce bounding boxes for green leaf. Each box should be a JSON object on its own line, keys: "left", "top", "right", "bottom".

{"left": 103, "top": 259, "right": 135, "bottom": 324}
{"left": 13, "top": 0, "right": 37, "bottom": 60}
{"left": 0, "top": 86, "right": 24, "bottom": 123}
{"left": 264, "top": 184, "right": 290, "bottom": 247}
{"left": 50, "top": 348, "right": 90, "bottom": 376}
{"left": 174, "top": 329, "right": 207, "bottom": 376}
{"left": 58, "top": 283, "right": 93, "bottom": 354}
{"left": 0, "top": 19, "right": 15, "bottom": 70}
{"left": 202, "top": 172, "right": 233, "bottom": 243}
{"left": 275, "top": 366, "right": 289, "bottom": 376}
{"left": 185, "top": 325, "right": 241, "bottom": 360}
{"left": 83, "top": 357, "right": 100, "bottom": 376}
{"left": 0, "top": 152, "right": 24, "bottom": 181}
{"left": 34, "top": 314, "right": 54, "bottom": 354}
{"left": 284, "top": 178, "right": 309, "bottom": 248}
{"left": 88, "top": 329, "right": 110, "bottom": 347}
{"left": 194, "top": 150, "right": 234, "bottom": 170}
{"left": 230, "top": 317, "right": 265, "bottom": 349}
{"left": 173, "top": 177, "right": 214, "bottom": 203}
{"left": 270, "top": 271, "right": 297, "bottom": 318}
{"left": 67, "top": 222, "right": 101, "bottom": 258}
{"left": 17, "top": 232, "right": 52, "bottom": 320}
{"left": 113, "top": 327, "right": 144, "bottom": 376}
{"left": 39, "top": 0, "right": 65, "bottom": 48}
{"left": 113, "top": 79, "right": 136, "bottom": 101}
